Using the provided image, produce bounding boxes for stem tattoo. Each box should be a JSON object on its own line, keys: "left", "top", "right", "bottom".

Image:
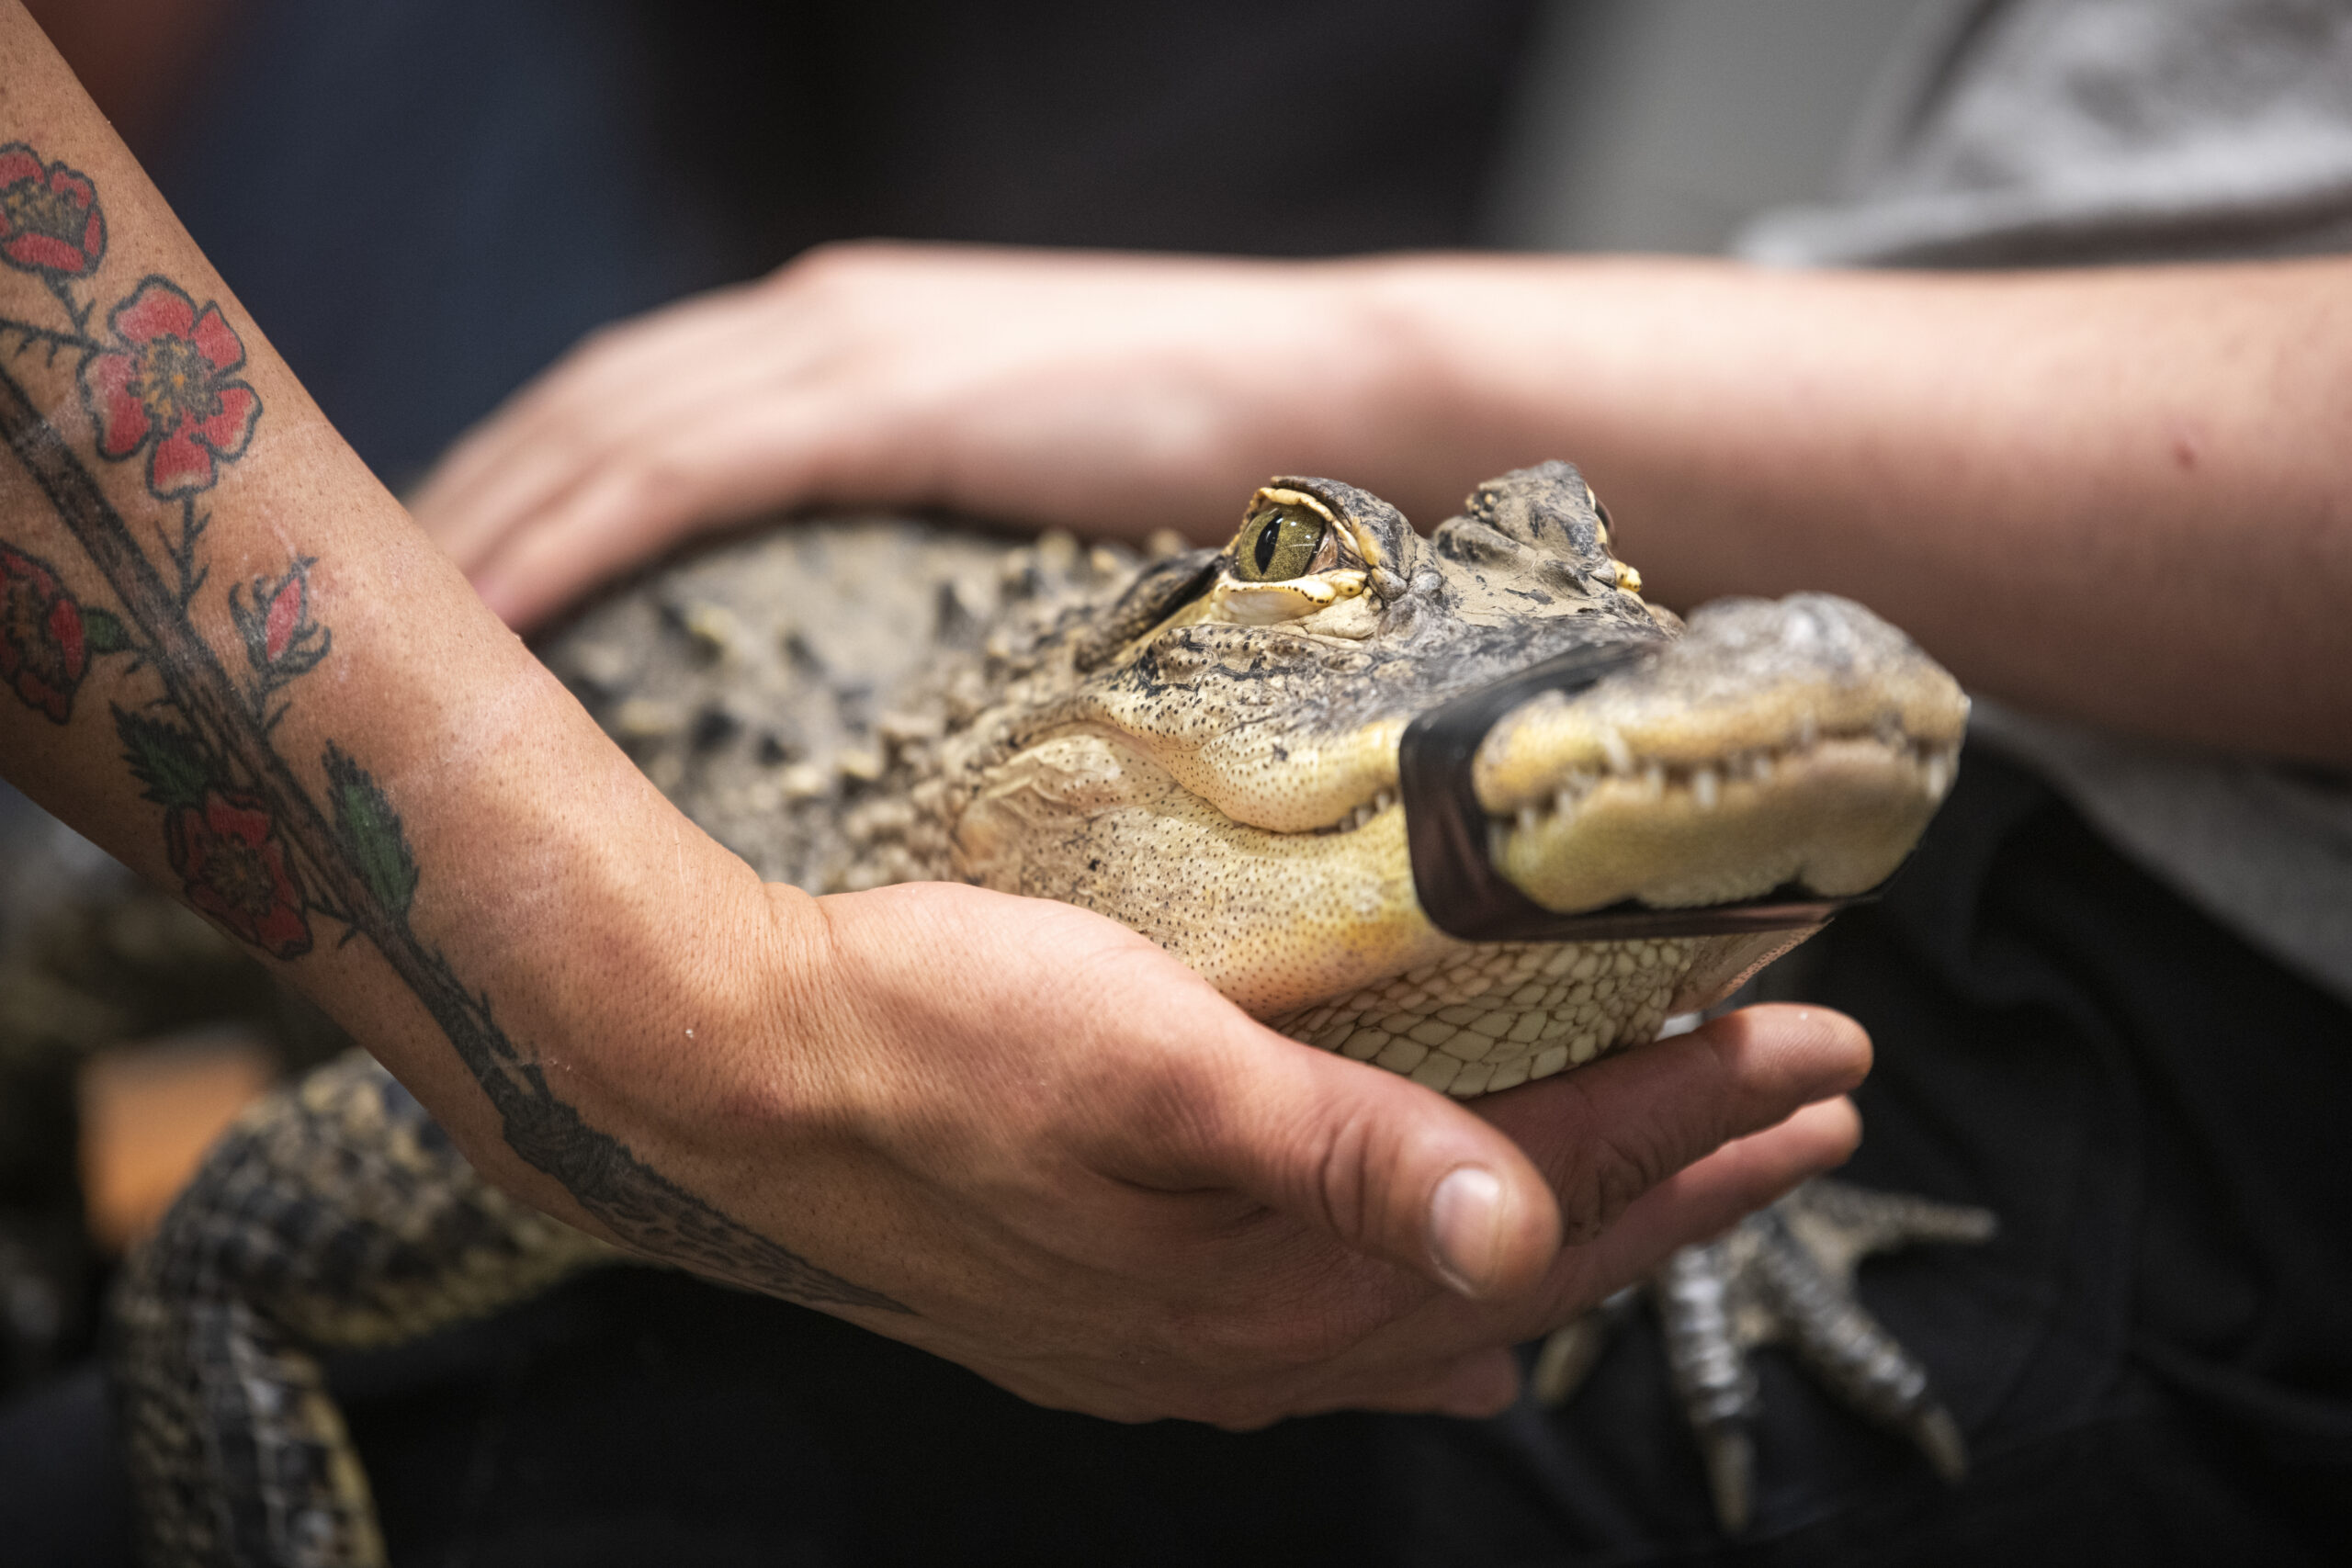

{"left": 0, "top": 140, "right": 898, "bottom": 1312}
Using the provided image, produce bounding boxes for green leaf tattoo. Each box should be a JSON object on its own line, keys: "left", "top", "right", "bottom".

{"left": 114, "top": 705, "right": 212, "bottom": 810}
{"left": 324, "top": 743, "right": 417, "bottom": 919}
{"left": 82, "top": 604, "right": 128, "bottom": 652}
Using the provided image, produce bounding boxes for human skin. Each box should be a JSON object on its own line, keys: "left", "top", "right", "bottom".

{"left": 420, "top": 243, "right": 2352, "bottom": 768}
{"left": 0, "top": 5, "right": 1868, "bottom": 1425}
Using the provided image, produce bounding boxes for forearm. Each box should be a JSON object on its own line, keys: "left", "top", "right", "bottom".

{"left": 1340, "top": 254, "right": 2352, "bottom": 763}
{"left": 0, "top": 9, "right": 820, "bottom": 1278}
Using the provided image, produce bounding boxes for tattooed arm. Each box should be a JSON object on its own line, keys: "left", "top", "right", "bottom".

{"left": 0, "top": 6, "right": 1869, "bottom": 1424}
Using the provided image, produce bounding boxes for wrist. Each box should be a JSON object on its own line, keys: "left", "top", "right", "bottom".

{"left": 1312, "top": 254, "right": 1556, "bottom": 521}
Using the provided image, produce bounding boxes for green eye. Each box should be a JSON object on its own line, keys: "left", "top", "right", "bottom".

{"left": 1230, "top": 504, "right": 1328, "bottom": 581}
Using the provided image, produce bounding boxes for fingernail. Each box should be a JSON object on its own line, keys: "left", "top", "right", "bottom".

{"left": 1428, "top": 1165, "right": 1506, "bottom": 1298}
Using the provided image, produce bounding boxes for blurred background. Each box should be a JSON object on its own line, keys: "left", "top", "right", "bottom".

{"left": 24, "top": 0, "right": 1937, "bottom": 488}
{"left": 0, "top": 0, "right": 1940, "bottom": 1509}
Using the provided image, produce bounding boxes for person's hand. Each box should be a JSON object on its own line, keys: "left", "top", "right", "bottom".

{"left": 412, "top": 243, "right": 1440, "bottom": 629}
{"left": 549, "top": 877, "right": 1867, "bottom": 1427}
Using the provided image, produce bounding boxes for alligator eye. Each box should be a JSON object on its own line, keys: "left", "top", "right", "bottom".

{"left": 1230, "top": 503, "right": 1328, "bottom": 581}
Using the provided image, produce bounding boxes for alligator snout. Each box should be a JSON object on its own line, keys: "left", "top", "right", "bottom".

{"left": 1473, "top": 594, "right": 1968, "bottom": 913}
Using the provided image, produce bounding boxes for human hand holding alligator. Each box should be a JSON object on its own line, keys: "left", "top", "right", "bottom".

{"left": 0, "top": 0, "right": 1859, "bottom": 1451}
{"left": 767, "top": 880, "right": 1868, "bottom": 1425}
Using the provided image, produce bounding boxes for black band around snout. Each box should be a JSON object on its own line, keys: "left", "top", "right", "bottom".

{"left": 1397, "top": 639, "right": 1874, "bottom": 943}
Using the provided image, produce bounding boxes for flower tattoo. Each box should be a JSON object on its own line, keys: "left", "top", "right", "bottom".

{"left": 0, "top": 540, "right": 86, "bottom": 720}
{"left": 0, "top": 134, "right": 895, "bottom": 1335}
{"left": 0, "top": 143, "right": 105, "bottom": 279}
{"left": 165, "top": 788, "right": 314, "bottom": 959}
{"left": 80, "top": 276, "right": 261, "bottom": 498}
{"left": 229, "top": 556, "right": 330, "bottom": 705}
{"left": 0, "top": 541, "right": 126, "bottom": 723}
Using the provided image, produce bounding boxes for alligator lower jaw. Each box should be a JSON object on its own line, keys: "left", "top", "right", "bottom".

{"left": 1271, "top": 924, "right": 1809, "bottom": 1099}
{"left": 1276, "top": 935, "right": 1698, "bottom": 1096}
{"left": 1488, "top": 728, "right": 1958, "bottom": 912}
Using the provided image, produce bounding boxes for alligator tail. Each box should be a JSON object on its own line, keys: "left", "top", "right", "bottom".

{"left": 108, "top": 1051, "right": 619, "bottom": 1567}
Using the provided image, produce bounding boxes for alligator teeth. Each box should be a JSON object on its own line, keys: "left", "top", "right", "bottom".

{"left": 1498, "top": 725, "right": 1962, "bottom": 831}
{"left": 1331, "top": 788, "right": 1404, "bottom": 833}
{"left": 1922, "top": 748, "right": 1951, "bottom": 797}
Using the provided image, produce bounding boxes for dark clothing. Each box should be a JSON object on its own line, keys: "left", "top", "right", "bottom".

{"left": 322, "top": 750, "right": 2352, "bottom": 1565}
{"left": 12, "top": 748, "right": 2335, "bottom": 1565}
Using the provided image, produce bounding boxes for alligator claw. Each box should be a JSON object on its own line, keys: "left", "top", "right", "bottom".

{"left": 1534, "top": 1176, "right": 1996, "bottom": 1533}
{"left": 1528, "top": 1285, "right": 1636, "bottom": 1406}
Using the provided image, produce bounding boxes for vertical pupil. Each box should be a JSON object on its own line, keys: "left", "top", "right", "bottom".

{"left": 1252, "top": 513, "right": 1283, "bottom": 573}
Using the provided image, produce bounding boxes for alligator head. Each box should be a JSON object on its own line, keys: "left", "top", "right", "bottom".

{"left": 857, "top": 462, "right": 1966, "bottom": 1098}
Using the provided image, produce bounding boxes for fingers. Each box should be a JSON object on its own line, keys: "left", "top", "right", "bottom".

{"left": 1513, "top": 1096, "right": 1861, "bottom": 1337}
{"left": 464, "top": 390, "right": 896, "bottom": 629}
{"left": 1476, "top": 1003, "right": 1871, "bottom": 1244}
{"left": 408, "top": 243, "right": 1381, "bottom": 629}
{"left": 1221, "top": 1011, "right": 1867, "bottom": 1414}
{"left": 1157, "top": 1032, "right": 1568, "bottom": 1306}
{"left": 413, "top": 281, "right": 791, "bottom": 565}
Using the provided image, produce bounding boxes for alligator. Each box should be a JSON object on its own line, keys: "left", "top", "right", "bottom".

{"left": 107, "top": 462, "right": 1990, "bottom": 1563}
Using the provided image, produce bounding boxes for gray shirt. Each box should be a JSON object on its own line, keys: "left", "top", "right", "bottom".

{"left": 1738, "top": 0, "right": 2352, "bottom": 1003}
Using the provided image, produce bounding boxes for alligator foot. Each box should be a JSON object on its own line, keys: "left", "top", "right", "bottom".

{"left": 1532, "top": 1176, "right": 1996, "bottom": 1532}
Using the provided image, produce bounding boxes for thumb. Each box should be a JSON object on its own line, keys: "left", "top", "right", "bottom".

{"left": 1183, "top": 1028, "right": 1566, "bottom": 1303}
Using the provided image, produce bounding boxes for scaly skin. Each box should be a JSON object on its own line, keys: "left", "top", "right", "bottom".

{"left": 112, "top": 463, "right": 1972, "bottom": 1564}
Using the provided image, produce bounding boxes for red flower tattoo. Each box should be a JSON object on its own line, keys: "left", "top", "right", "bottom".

{"left": 0, "top": 543, "right": 88, "bottom": 722}
{"left": 0, "top": 143, "right": 106, "bottom": 278}
{"left": 264, "top": 570, "right": 303, "bottom": 660}
{"left": 229, "top": 557, "right": 329, "bottom": 698}
{"left": 80, "top": 276, "right": 263, "bottom": 498}
{"left": 165, "top": 789, "right": 313, "bottom": 959}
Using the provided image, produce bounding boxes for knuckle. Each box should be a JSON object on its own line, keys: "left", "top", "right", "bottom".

{"left": 1555, "top": 1114, "right": 1680, "bottom": 1244}
{"left": 1306, "top": 1100, "right": 1382, "bottom": 1246}
{"left": 777, "top": 240, "right": 891, "bottom": 299}
{"left": 1167, "top": 1371, "right": 1307, "bottom": 1429}
{"left": 567, "top": 319, "right": 641, "bottom": 376}
{"left": 1102, "top": 1052, "right": 1233, "bottom": 1173}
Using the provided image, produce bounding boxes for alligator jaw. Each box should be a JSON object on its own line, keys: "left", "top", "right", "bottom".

{"left": 1472, "top": 594, "right": 1969, "bottom": 914}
